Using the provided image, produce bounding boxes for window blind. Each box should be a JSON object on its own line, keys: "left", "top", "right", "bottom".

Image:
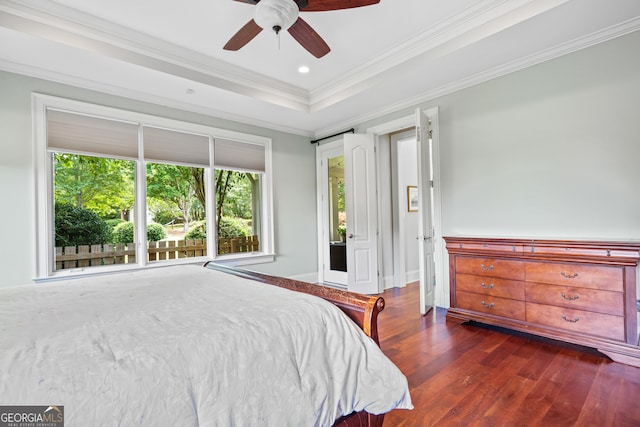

{"left": 214, "top": 138, "right": 265, "bottom": 172}
{"left": 46, "top": 109, "right": 139, "bottom": 158}
{"left": 143, "top": 126, "right": 209, "bottom": 166}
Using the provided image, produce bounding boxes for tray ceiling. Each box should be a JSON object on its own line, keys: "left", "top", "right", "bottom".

{"left": 0, "top": 0, "right": 638, "bottom": 137}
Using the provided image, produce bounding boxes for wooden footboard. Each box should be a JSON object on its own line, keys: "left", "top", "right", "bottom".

{"left": 203, "top": 262, "right": 386, "bottom": 426}
{"left": 204, "top": 262, "right": 385, "bottom": 344}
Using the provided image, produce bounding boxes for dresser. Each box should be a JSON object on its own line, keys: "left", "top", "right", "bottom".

{"left": 445, "top": 237, "right": 640, "bottom": 367}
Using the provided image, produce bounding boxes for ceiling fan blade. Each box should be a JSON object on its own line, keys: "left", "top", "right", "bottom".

{"left": 301, "top": 0, "right": 379, "bottom": 12}
{"left": 224, "top": 19, "right": 263, "bottom": 51}
{"left": 288, "top": 17, "right": 330, "bottom": 58}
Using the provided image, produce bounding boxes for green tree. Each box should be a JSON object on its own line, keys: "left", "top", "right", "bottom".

{"left": 54, "top": 153, "right": 134, "bottom": 219}
{"left": 214, "top": 170, "right": 255, "bottom": 227}
{"left": 146, "top": 163, "right": 201, "bottom": 232}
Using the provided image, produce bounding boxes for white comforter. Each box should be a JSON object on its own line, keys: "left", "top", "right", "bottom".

{"left": 0, "top": 265, "right": 412, "bottom": 426}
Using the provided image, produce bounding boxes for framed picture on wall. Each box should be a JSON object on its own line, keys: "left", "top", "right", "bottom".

{"left": 407, "top": 186, "right": 418, "bottom": 212}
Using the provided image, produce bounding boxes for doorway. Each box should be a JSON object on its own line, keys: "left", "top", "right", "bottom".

{"left": 390, "top": 129, "right": 420, "bottom": 290}
{"left": 316, "top": 107, "right": 444, "bottom": 307}
{"left": 368, "top": 108, "right": 444, "bottom": 308}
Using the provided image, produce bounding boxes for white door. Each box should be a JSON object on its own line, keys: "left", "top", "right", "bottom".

{"left": 416, "top": 108, "right": 435, "bottom": 314}
{"left": 344, "top": 133, "right": 379, "bottom": 294}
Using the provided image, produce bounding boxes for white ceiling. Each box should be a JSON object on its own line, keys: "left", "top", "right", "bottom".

{"left": 0, "top": 0, "right": 639, "bottom": 138}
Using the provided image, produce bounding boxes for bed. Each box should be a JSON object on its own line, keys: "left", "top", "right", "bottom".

{"left": 0, "top": 263, "right": 412, "bottom": 426}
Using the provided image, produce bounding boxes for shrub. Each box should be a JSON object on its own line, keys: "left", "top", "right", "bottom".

{"left": 54, "top": 203, "right": 111, "bottom": 247}
{"left": 219, "top": 216, "right": 250, "bottom": 238}
{"left": 183, "top": 217, "right": 251, "bottom": 241}
{"left": 185, "top": 221, "right": 206, "bottom": 240}
{"left": 105, "top": 218, "right": 126, "bottom": 229}
{"left": 147, "top": 223, "right": 167, "bottom": 241}
{"left": 112, "top": 221, "right": 167, "bottom": 244}
{"left": 112, "top": 221, "right": 134, "bottom": 244}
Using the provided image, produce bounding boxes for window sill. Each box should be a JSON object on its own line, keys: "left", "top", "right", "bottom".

{"left": 34, "top": 253, "right": 276, "bottom": 283}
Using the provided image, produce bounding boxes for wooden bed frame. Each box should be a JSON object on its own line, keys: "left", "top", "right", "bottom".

{"left": 204, "top": 262, "right": 386, "bottom": 427}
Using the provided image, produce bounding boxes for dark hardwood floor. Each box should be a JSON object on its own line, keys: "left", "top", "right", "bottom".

{"left": 377, "top": 283, "right": 640, "bottom": 427}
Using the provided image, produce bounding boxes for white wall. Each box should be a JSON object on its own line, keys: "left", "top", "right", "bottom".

{"left": 0, "top": 71, "right": 318, "bottom": 287}
{"left": 355, "top": 30, "right": 640, "bottom": 306}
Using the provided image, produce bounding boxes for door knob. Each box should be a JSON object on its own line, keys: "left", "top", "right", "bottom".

{"left": 348, "top": 233, "right": 354, "bottom": 239}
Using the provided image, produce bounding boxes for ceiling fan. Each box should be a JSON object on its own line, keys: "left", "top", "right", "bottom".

{"left": 224, "top": 0, "right": 381, "bottom": 58}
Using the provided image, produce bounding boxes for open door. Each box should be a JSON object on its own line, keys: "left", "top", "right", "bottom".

{"left": 416, "top": 108, "right": 435, "bottom": 314}
{"left": 344, "top": 133, "right": 379, "bottom": 294}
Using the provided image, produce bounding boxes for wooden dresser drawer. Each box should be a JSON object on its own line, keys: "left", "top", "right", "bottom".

{"left": 526, "top": 302, "right": 625, "bottom": 341}
{"left": 447, "top": 240, "right": 523, "bottom": 254}
{"left": 525, "top": 261, "right": 623, "bottom": 291}
{"left": 523, "top": 243, "right": 639, "bottom": 260}
{"left": 456, "top": 257, "right": 524, "bottom": 280}
{"left": 456, "top": 274, "right": 525, "bottom": 300}
{"left": 456, "top": 291, "right": 525, "bottom": 320}
{"left": 525, "top": 282, "right": 623, "bottom": 316}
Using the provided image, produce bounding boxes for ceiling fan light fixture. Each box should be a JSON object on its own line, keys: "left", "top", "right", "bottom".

{"left": 254, "top": 0, "right": 299, "bottom": 33}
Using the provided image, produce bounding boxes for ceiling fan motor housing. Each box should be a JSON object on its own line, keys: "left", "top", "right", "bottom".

{"left": 254, "top": 0, "right": 299, "bottom": 32}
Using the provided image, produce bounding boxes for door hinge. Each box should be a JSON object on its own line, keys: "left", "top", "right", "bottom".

{"left": 430, "top": 180, "right": 434, "bottom": 188}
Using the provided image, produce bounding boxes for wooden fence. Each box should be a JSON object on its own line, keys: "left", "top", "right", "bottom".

{"left": 217, "top": 235, "right": 259, "bottom": 255}
{"left": 55, "top": 236, "right": 259, "bottom": 270}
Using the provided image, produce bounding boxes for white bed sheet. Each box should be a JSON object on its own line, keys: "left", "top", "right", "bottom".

{"left": 0, "top": 264, "right": 412, "bottom": 426}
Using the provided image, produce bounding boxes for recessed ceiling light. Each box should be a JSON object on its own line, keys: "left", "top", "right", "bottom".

{"left": 186, "top": 88, "right": 195, "bottom": 94}
{"left": 298, "top": 66, "right": 310, "bottom": 74}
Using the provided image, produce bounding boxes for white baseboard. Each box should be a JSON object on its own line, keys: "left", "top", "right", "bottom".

{"left": 382, "top": 275, "right": 396, "bottom": 290}
{"left": 406, "top": 269, "right": 419, "bottom": 283}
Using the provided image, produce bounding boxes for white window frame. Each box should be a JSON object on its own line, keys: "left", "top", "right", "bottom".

{"left": 33, "top": 93, "right": 274, "bottom": 280}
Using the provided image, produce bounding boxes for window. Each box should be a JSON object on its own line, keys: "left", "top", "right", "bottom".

{"left": 214, "top": 138, "right": 266, "bottom": 256}
{"left": 34, "top": 94, "right": 273, "bottom": 279}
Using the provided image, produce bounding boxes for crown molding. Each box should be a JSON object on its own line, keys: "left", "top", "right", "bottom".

{"left": 0, "top": 0, "right": 311, "bottom": 111}
{"left": 0, "top": 0, "right": 573, "bottom": 115}
{"left": 308, "top": 0, "right": 572, "bottom": 111}
{"left": 311, "top": 18, "right": 640, "bottom": 138}
{"left": 0, "top": 58, "right": 314, "bottom": 138}
{"left": 3, "top": 15, "right": 636, "bottom": 140}
{"left": 1, "top": 0, "right": 637, "bottom": 139}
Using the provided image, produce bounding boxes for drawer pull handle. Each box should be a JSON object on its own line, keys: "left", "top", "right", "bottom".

{"left": 562, "top": 315, "right": 580, "bottom": 323}
{"left": 481, "top": 283, "right": 495, "bottom": 289}
{"left": 561, "top": 272, "right": 578, "bottom": 279}
{"left": 481, "top": 264, "right": 494, "bottom": 271}
{"left": 481, "top": 301, "right": 495, "bottom": 309}
{"left": 561, "top": 293, "right": 579, "bottom": 301}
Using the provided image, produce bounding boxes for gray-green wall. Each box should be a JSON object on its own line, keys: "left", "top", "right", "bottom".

{"left": 355, "top": 30, "right": 640, "bottom": 305}
{"left": 0, "top": 72, "right": 318, "bottom": 286}
{"left": 360, "top": 30, "right": 640, "bottom": 242}
{"left": 2, "top": 30, "right": 639, "bottom": 291}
